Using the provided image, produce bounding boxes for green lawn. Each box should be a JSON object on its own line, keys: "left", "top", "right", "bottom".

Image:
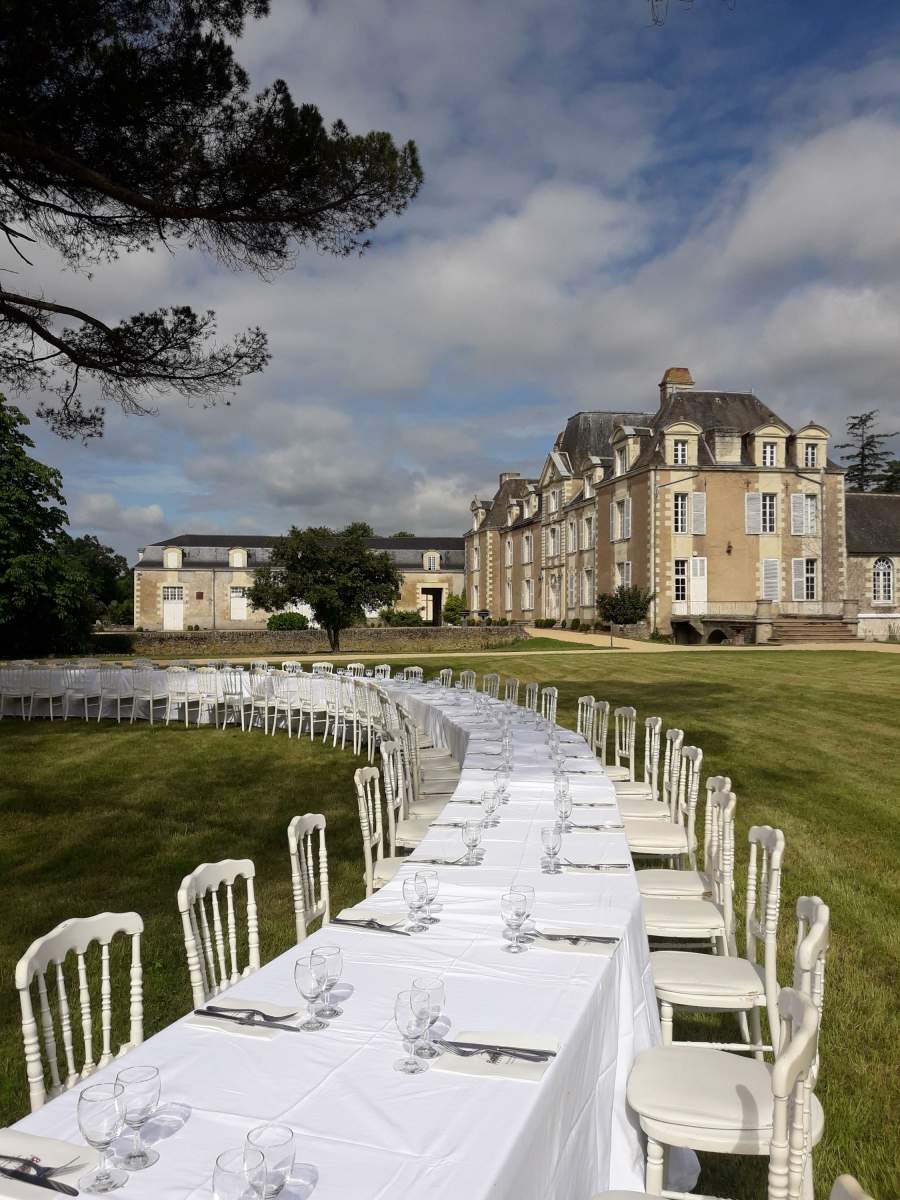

{"left": 1, "top": 649, "right": 897, "bottom": 1198}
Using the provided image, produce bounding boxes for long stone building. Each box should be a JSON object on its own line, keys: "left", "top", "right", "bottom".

{"left": 465, "top": 368, "right": 900, "bottom": 642}
{"left": 134, "top": 535, "right": 465, "bottom": 631}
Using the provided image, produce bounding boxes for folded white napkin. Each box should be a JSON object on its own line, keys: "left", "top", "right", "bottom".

{"left": 0, "top": 1130, "right": 97, "bottom": 1200}
{"left": 433, "top": 1030, "right": 559, "bottom": 1082}
{"left": 185, "top": 995, "right": 298, "bottom": 1040}
{"left": 530, "top": 925, "right": 620, "bottom": 955}
{"left": 334, "top": 907, "right": 406, "bottom": 928}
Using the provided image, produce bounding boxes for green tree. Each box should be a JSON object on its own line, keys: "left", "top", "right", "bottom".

{"left": 874, "top": 461, "right": 900, "bottom": 493}
{"left": 249, "top": 522, "right": 401, "bottom": 650}
{"left": 837, "top": 411, "right": 898, "bottom": 491}
{"left": 0, "top": 1, "right": 422, "bottom": 439}
{"left": 59, "top": 534, "right": 129, "bottom": 610}
{"left": 0, "top": 395, "right": 96, "bottom": 655}
{"left": 442, "top": 590, "right": 466, "bottom": 625}
{"left": 597, "top": 585, "right": 655, "bottom": 627}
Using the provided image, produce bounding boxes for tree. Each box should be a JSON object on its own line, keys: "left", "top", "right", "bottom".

{"left": 249, "top": 522, "right": 401, "bottom": 650}
{"left": 0, "top": 1, "right": 423, "bottom": 439}
{"left": 59, "top": 534, "right": 128, "bottom": 606}
{"left": 874, "top": 461, "right": 900, "bottom": 493}
{"left": 837, "top": 411, "right": 898, "bottom": 491}
{"left": 0, "top": 394, "right": 96, "bottom": 654}
{"left": 597, "top": 585, "right": 655, "bottom": 627}
{"left": 442, "top": 590, "right": 466, "bottom": 625}
{"left": 391, "top": 531, "right": 416, "bottom": 538}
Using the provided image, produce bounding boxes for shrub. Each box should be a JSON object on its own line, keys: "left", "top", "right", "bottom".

{"left": 569, "top": 617, "right": 581, "bottom": 631}
{"left": 596, "top": 585, "right": 655, "bottom": 626}
{"left": 497, "top": 617, "right": 509, "bottom": 626}
{"left": 534, "top": 617, "right": 555, "bottom": 629}
{"left": 558, "top": 619, "right": 566, "bottom": 629}
{"left": 442, "top": 591, "right": 466, "bottom": 625}
{"left": 379, "top": 608, "right": 424, "bottom": 627}
{"left": 484, "top": 616, "right": 493, "bottom": 626}
{"left": 267, "top": 611, "right": 309, "bottom": 631}
{"left": 593, "top": 620, "right": 604, "bottom": 632}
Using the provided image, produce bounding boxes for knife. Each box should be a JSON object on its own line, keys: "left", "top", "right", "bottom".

{"left": 534, "top": 930, "right": 621, "bottom": 945}
{"left": 193, "top": 1008, "right": 304, "bottom": 1033}
{"left": 0, "top": 1165, "right": 79, "bottom": 1195}
{"left": 330, "top": 917, "right": 411, "bottom": 935}
{"left": 568, "top": 823, "right": 625, "bottom": 832}
{"left": 561, "top": 860, "right": 631, "bottom": 871}
{"left": 437, "top": 1038, "right": 556, "bottom": 1062}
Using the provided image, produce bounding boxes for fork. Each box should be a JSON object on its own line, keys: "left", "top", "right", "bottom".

{"left": 0, "top": 1154, "right": 81, "bottom": 1178}
{"left": 206, "top": 1004, "right": 296, "bottom": 1022}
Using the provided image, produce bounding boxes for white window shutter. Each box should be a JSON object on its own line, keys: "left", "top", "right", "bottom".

{"left": 745, "top": 491, "right": 762, "bottom": 534}
{"left": 806, "top": 494, "right": 817, "bottom": 535}
{"left": 790, "top": 493, "right": 805, "bottom": 536}
{"left": 623, "top": 497, "right": 632, "bottom": 540}
{"left": 609, "top": 502, "right": 616, "bottom": 542}
{"left": 791, "top": 558, "right": 805, "bottom": 601}
{"left": 762, "top": 558, "right": 779, "bottom": 600}
{"left": 691, "top": 492, "right": 707, "bottom": 535}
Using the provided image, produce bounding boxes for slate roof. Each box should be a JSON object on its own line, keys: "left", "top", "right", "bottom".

{"left": 556, "top": 410, "right": 654, "bottom": 474}
{"left": 845, "top": 493, "right": 900, "bottom": 555}
{"left": 139, "top": 533, "right": 465, "bottom": 569}
{"left": 476, "top": 476, "right": 538, "bottom": 530}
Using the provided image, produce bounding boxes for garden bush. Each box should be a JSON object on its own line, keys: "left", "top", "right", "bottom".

{"left": 596, "top": 585, "right": 655, "bottom": 626}
{"left": 534, "top": 618, "right": 555, "bottom": 629}
{"left": 379, "top": 608, "right": 424, "bottom": 627}
{"left": 266, "top": 612, "right": 310, "bottom": 631}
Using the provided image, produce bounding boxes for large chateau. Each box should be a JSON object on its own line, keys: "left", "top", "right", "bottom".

{"left": 464, "top": 368, "right": 900, "bottom": 642}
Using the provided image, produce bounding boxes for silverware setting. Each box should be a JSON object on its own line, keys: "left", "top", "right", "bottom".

{"left": 330, "top": 916, "right": 412, "bottom": 935}
{"left": 561, "top": 859, "right": 631, "bottom": 872}
{"left": 0, "top": 1163, "right": 79, "bottom": 1194}
{"left": 533, "top": 930, "right": 621, "bottom": 946}
{"left": 568, "top": 823, "right": 625, "bottom": 832}
{"left": 206, "top": 1004, "right": 296, "bottom": 1022}
{"left": 436, "top": 1038, "right": 556, "bottom": 1064}
{"left": 0, "top": 1154, "right": 81, "bottom": 1178}
{"left": 414, "top": 854, "right": 479, "bottom": 867}
{"left": 194, "top": 1007, "right": 305, "bottom": 1032}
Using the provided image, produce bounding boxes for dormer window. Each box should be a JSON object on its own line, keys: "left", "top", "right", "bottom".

{"left": 672, "top": 439, "right": 688, "bottom": 466}
{"left": 804, "top": 443, "right": 818, "bottom": 469}
{"left": 582, "top": 478, "right": 593, "bottom": 500}
{"left": 229, "top": 547, "right": 247, "bottom": 568}
{"left": 762, "top": 442, "right": 777, "bottom": 468}
{"left": 163, "top": 547, "right": 182, "bottom": 569}
{"left": 548, "top": 489, "right": 560, "bottom": 513}
{"left": 424, "top": 552, "right": 440, "bottom": 571}
{"left": 615, "top": 448, "right": 628, "bottom": 476}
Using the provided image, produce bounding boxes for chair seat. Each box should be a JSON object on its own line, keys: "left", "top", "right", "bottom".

{"left": 614, "top": 779, "right": 654, "bottom": 797}
{"left": 627, "top": 1046, "right": 824, "bottom": 1153}
{"left": 395, "top": 817, "right": 431, "bottom": 845}
{"left": 373, "top": 857, "right": 405, "bottom": 887}
{"left": 409, "top": 799, "right": 446, "bottom": 819}
{"left": 642, "top": 896, "right": 726, "bottom": 937}
{"left": 651, "top": 950, "right": 765, "bottom": 1004}
{"left": 638, "top": 868, "right": 711, "bottom": 899}
{"left": 420, "top": 747, "right": 452, "bottom": 761}
{"left": 618, "top": 797, "right": 670, "bottom": 820}
{"left": 625, "top": 821, "right": 689, "bottom": 855}
{"left": 604, "top": 765, "right": 631, "bottom": 781}
{"left": 420, "top": 776, "right": 460, "bottom": 795}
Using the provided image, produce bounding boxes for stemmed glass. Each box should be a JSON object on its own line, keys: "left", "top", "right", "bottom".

{"left": 412, "top": 976, "right": 445, "bottom": 1060}
{"left": 394, "top": 989, "right": 430, "bottom": 1074}
{"left": 294, "top": 952, "right": 328, "bottom": 1031}
{"left": 541, "top": 823, "right": 562, "bottom": 873}
{"left": 213, "top": 1147, "right": 266, "bottom": 1200}
{"left": 115, "top": 1064, "right": 161, "bottom": 1170}
{"left": 315, "top": 945, "right": 343, "bottom": 1019}
{"left": 500, "top": 890, "right": 528, "bottom": 953}
{"left": 494, "top": 768, "right": 510, "bottom": 803}
{"left": 402, "top": 876, "right": 429, "bottom": 931}
{"left": 554, "top": 785, "right": 573, "bottom": 832}
{"left": 416, "top": 869, "right": 440, "bottom": 924}
{"left": 76, "top": 1082, "right": 128, "bottom": 1193}
{"left": 480, "top": 787, "right": 500, "bottom": 828}
{"left": 246, "top": 1124, "right": 295, "bottom": 1198}
{"left": 462, "top": 818, "right": 483, "bottom": 865}
{"left": 511, "top": 884, "right": 535, "bottom": 941}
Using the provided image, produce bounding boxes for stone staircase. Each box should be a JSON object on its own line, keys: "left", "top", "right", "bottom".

{"left": 768, "top": 615, "right": 859, "bottom": 645}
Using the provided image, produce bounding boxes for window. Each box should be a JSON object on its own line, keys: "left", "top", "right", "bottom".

{"left": 549, "top": 489, "right": 560, "bottom": 513}
{"left": 617, "top": 561, "right": 632, "bottom": 589}
{"left": 615, "top": 447, "right": 628, "bottom": 476}
{"left": 790, "top": 493, "right": 817, "bottom": 536}
{"left": 746, "top": 491, "right": 777, "bottom": 535}
{"left": 228, "top": 547, "right": 247, "bottom": 568}
{"left": 523, "top": 533, "right": 533, "bottom": 564}
{"left": 673, "top": 559, "right": 687, "bottom": 602}
{"left": 873, "top": 557, "right": 894, "bottom": 603}
{"left": 426, "top": 553, "right": 439, "bottom": 571}
{"left": 610, "top": 497, "right": 631, "bottom": 541}
{"left": 804, "top": 442, "right": 818, "bottom": 469}
{"left": 792, "top": 558, "right": 817, "bottom": 601}
{"left": 567, "top": 572, "right": 576, "bottom": 607}
{"left": 582, "top": 516, "right": 594, "bottom": 547}
{"left": 505, "top": 579, "right": 512, "bottom": 611}
{"left": 473, "top": 546, "right": 480, "bottom": 571}
{"left": 162, "top": 585, "right": 183, "bottom": 601}
{"left": 504, "top": 540, "right": 512, "bottom": 567}
{"left": 761, "top": 558, "right": 780, "bottom": 600}
{"left": 548, "top": 525, "right": 559, "bottom": 557}
{"left": 582, "top": 478, "right": 594, "bottom": 500}
{"left": 163, "top": 548, "right": 182, "bottom": 569}
{"left": 522, "top": 578, "right": 534, "bottom": 610}
{"left": 672, "top": 439, "right": 688, "bottom": 466}
{"left": 673, "top": 492, "right": 689, "bottom": 533}
{"left": 762, "top": 441, "right": 777, "bottom": 468}
{"left": 582, "top": 568, "right": 594, "bottom": 605}
{"left": 761, "top": 493, "right": 777, "bottom": 534}
{"left": 567, "top": 520, "right": 577, "bottom": 554}
{"left": 471, "top": 584, "right": 479, "bottom": 610}
{"left": 692, "top": 491, "right": 707, "bottom": 535}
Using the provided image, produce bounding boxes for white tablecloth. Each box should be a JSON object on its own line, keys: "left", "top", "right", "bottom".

{"left": 11, "top": 685, "right": 689, "bottom": 1199}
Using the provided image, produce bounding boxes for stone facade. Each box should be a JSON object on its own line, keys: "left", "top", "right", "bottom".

{"left": 844, "top": 493, "right": 900, "bottom": 640}
{"left": 466, "top": 368, "right": 894, "bottom": 640}
{"left": 134, "top": 535, "right": 465, "bottom": 631}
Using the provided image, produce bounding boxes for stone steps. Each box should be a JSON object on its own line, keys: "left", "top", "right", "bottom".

{"left": 769, "top": 617, "right": 858, "bottom": 644}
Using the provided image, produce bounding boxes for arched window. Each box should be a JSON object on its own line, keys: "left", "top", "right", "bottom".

{"left": 873, "top": 557, "right": 894, "bottom": 603}
{"left": 229, "top": 547, "right": 247, "bottom": 568}
{"left": 163, "top": 547, "right": 182, "bottom": 569}
{"left": 423, "top": 551, "right": 440, "bottom": 571}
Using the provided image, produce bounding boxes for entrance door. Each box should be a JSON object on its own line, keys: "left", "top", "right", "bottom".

{"left": 422, "top": 587, "right": 443, "bottom": 626}
{"left": 230, "top": 586, "right": 248, "bottom": 621}
{"left": 689, "top": 557, "right": 707, "bottom": 614}
{"left": 162, "top": 585, "right": 184, "bottom": 630}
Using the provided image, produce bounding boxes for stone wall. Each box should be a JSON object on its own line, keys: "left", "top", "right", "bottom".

{"left": 95, "top": 624, "right": 526, "bottom": 658}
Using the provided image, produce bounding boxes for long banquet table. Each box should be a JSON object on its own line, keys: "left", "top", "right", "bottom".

{"left": 11, "top": 681, "right": 689, "bottom": 1199}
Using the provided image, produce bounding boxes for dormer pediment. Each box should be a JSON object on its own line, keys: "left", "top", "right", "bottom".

{"left": 659, "top": 419, "right": 704, "bottom": 437}
{"left": 793, "top": 423, "right": 830, "bottom": 439}
{"left": 539, "top": 450, "right": 572, "bottom": 488}
{"left": 749, "top": 421, "right": 791, "bottom": 438}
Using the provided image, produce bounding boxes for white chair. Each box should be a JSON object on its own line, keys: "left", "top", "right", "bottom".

{"left": 247, "top": 670, "right": 275, "bottom": 733}
{"left": 617, "top": 726, "right": 683, "bottom": 820}
{"left": 270, "top": 670, "right": 302, "bottom": 737}
{"left": 615, "top": 715, "right": 662, "bottom": 802}
{"left": 76, "top": 658, "right": 102, "bottom": 668}
{"left": 606, "top": 705, "right": 636, "bottom": 780}
{"left": 354, "top": 766, "right": 404, "bottom": 895}
{"left": 28, "top": 669, "right": 65, "bottom": 720}
{"left": 503, "top": 676, "right": 520, "bottom": 704}
{"left": 404, "top": 665, "right": 424, "bottom": 682}
{"left": 652, "top": 825, "right": 786, "bottom": 1052}
{"left": 641, "top": 784, "right": 735, "bottom": 953}
{"left": 287, "top": 814, "right": 330, "bottom": 941}
{"left": 130, "top": 668, "right": 168, "bottom": 724}
{"left": 830, "top": 1178, "right": 874, "bottom": 1200}
{"left": 177, "top": 859, "right": 261, "bottom": 1007}
{"left": 164, "top": 667, "right": 202, "bottom": 727}
{"left": 303, "top": 670, "right": 329, "bottom": 741}
{"left": 312, "top": 662, "right": 334, "bottom": 676}
{"left": 220, "top": 669, "right": 250, "bottom": 730}
{"left": 439, "top": 667, "right": 453, "bottom": 687}
{"left": 1, "top": 665, "right": 32, "bottom": 719}
{"left": 321, "top": 673, "right": 348, "bottom": 747}
{"left": 482, "top": 672, "right": 500, "bottom": 699}
{"left": 61, "top": 667, "right": 102, "bottom": 720}
{"left": 637, "top": 774, "right": 731, "bottom": 899}
{"left": 460, "top": 669, "right": 477, "bottom": 691}
{"left": 352, "top": 678, "right": 378, "bottom": 761}
{"left": 576, "top": 695, "right": 595, "bottom": 741}
{"left": 97, "top": 666, "right": 134, "bottom": 723}
{"left": 540, "top": 685, "right": 558, "bottom": 723}
{"left": 193, "top": 667, "right": 221, "bottom": 727}
{"left": 591, "top": 698, "right": 610, "bottom": 762}
{"left": 523, "top": 681, "right": 539, "bottom": 711}
{"left": 346, "top": 662, "right": 365, "bottom": 677}
{"left": 626, "top": 987, "right": 821, "bottom": 1199}
{"left": 251, "top": 659, "right": 270, "bottom": 673}
{"left": 381, "top": 738, "right": 433, "bottom": 848}
{"left": 625, "top": 745, "right": 702, "bottom": 862}
{"left": 374, "top": 664, "right": 391, "bottom": 680}
{"left": 16, "top": 913, "right": 144, "bottom": 1113}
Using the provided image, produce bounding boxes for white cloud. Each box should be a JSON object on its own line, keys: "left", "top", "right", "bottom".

{"left": 68, "top": 494, "right": 171, "bottom": 548}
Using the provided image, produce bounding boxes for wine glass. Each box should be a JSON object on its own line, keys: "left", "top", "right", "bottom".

{"left": 394, "top": 989, "right": 429, "bottom": 1074}
{"left": 510, "top": 884, "right": 536, "bottom": 940}
{"left": 416, "top": 869, "right": 440, "bottom": 924}
{"left": 76, "top": 1082, "right": 128, "bottom": 1193}
{"left": 293, "top": 952, "right": 328, "bottom": 1031}
{"left": 412, "top": 976, "right": 445, "bottom": 1059}
{"left": 115, "top": 1064, "right": 161, "bottom": 1170}
{"left": 402, "top": 875, "right": 428, "bottom": 932}
{"left": 213, "top": 1147, "right": 266, "bottom": 1200}
{"left": 462, "top": 818, "right": 483, "bottom": 865}
{"left": 315, "top": 945, "right": 343, "bottom": 1019}
{"left": 554, "top": 786, "right": 573, "bottom": 832}
{"left": 246, "top": 1125, "right": 295, "bottom": 1198}
{"left": 541, "top": 823, "right": 562, "bottom": 873}
{"left": 480, "top": 787, "right": 500, "bottom": 828}
{"left": 500, "top": 890, "right": 528, "bottom": 953}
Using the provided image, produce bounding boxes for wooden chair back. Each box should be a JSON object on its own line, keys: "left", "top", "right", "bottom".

{"left": 177, "top": 860, "right": 260, "bottom": 1007}
{"left": 288, "top": 814, "right": 330, "bottom": 941}
{"left": 354, "top": 766, "right": 386, "bottom": 896}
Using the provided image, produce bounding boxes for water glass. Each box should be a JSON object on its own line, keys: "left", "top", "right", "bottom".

{"left": 394, "top": 989, "right": 430, "bottom": 1074}
{"left": 412, "top": 976, "right": 445, "bottom": 1059}
{"left": 77, "top": 1082, "right": 128, "bottom": 1193}
{"left": 541, "top": 823, "right": 562, "bottom": 873}
{"left": 402, "top": 875, "right": 429, "bottom": 931}
{"left": 500, "top": 890, "right": 528, "bottom": 953}
{"left": 116, "top": 1064, "right": 161, "bottom": 1170}
{"left": 510, "top": 884, "right": 536, "bottom": 940}
{"left": 462, "top": 818, "right": 484, "bottom": 865}
{"left": 315, "top": 945, "right": 343, "bottom": 1018}
{"left": 480, "top": 787, "right": 500, "bottom": 827}
{"left": 246, "top": 1124, "right": 295, "bottom": 1198}
{"left": 293, "top": 952, "right": 328, "bottom": 1031}
{"left": 213, "top": 1147, "right": 266, "bottom": 1200}
{"left": 554, "top": 787, "right": 573, "bottom": 832}
{"left": 416, "top": 869, "right": 440, "bottom": 924}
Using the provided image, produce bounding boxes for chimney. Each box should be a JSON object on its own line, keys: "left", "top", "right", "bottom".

{"left": 659, "top": 367, "right": 694, "bottom": 406}
{"left": 499, "top": 471, "right": 521, "bottom": 486}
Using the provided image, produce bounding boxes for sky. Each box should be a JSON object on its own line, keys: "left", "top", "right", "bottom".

{"left": 16, "top": 0, "right": 900, "bottom": 558}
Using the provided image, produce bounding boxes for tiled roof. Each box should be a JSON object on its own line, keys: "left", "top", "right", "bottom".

{"left": 845, "top": 493, "right": 900, "bottom": 555}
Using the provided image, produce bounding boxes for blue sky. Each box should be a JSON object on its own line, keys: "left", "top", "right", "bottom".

{"left": 18, "top": 0, "right": 900, "bottom": 557}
